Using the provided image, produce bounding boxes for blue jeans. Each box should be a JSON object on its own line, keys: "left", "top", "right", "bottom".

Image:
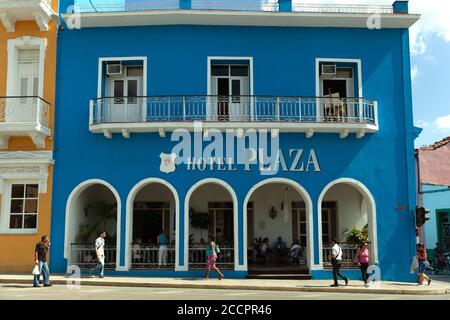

{"left": 90, "top": 257, "right": 104, "bottom": 277}
{"left": 33, "top": 261, "right": 50, "bottom": 286}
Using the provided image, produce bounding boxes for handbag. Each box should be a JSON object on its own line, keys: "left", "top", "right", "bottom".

{"left": 32, "top": 264, "right": 40, "bottom": 276}
{"left": 331, "top": 246, "right": 342, "bottom": 266}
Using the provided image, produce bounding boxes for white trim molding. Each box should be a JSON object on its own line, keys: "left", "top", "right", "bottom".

{"left": 64, "top": 179, "right": 122, "bottom": 271}
{"left": 184, "top": 178, "right": 239, "bottom": 271}
{"left": 0, "top": 151, "right": 53, "bottom": 194}
{"left": 61, "top": 10, "right": 419, "bottom": 29}
{"left": 0, "top": 0, "right": 56, "bottom": 32}
{"left": 124, "top": 178, "right": 180, "bottom": 271}
{"left": 316, "top": 178, "right": 378, "bottom": 270}
{"left": 207, "top": 56, "right": 254, "bottom": 96}
{"left": 7, "top": 37, "right": 47, "bottom": 98}
{"left": 97, "top": 56, "right": 148, "bottom": 99}
{"left": 242, "top": 178, "right": 314, "bottom": 271}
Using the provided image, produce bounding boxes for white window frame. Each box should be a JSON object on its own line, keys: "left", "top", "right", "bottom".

{"left": 97, "top": 57, "right": 147, "bottom": 99}
{"left": 6, "top": 37, "right": 46, "bottom": 98}
{"left": 315, "top": 58, "right": 362, "bottom": 121}
{"left": 0, "top": 179, "right": 40, "bottom": 234}
{"left": 315, "top": 58, "right": 362, "bottom": 98}
{"left": 207, "top": 56, "right": 254, "bottom": 121}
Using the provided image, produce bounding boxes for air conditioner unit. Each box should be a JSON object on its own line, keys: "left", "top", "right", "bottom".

{"left": 107, "top": 64, "right": 122, "bottom": 76}
{"left": 321, "top": 64, "right": 337, "bottom": 76}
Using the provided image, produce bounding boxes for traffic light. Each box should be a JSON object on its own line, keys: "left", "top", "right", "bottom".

{"left": 415, "top": 206, "right": 430, "bottom": 228}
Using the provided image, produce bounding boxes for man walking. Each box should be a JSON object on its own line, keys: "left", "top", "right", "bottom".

{"left": 90, "top": 231, "right": 106, "bottom": 278}
{"left": 34, "top": 235, "right": 52, "bottom": 287}
{"left": 330, "top": 238, "right": 349, "bottom": 287}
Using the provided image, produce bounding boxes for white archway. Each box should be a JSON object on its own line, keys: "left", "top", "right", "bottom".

{"left": 125, "top": 178, "right": 180, "bottom": 271}
{"left": 64, "top": 179, "right": 122, "bottom": 271}
{"left": 184, "top": 178, "right": 239, "bottom": 271}
{"left": 317, "top": 178, "right": 378, "bottom": 269}
{"left": 243, "top": 178, "right": 314, "bottom": 271}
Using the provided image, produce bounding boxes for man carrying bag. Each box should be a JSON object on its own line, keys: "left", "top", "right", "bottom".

{"left": 330, "top": 238, "right": 349, "bottom": 287}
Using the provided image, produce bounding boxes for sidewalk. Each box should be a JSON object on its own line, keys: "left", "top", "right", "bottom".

{"left": 1, "top": 274, "right": 450, "bottom": 296}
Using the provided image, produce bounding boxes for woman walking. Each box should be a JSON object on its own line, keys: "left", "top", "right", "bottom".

{"left": 355, "top": 242, "right": 370, "bottom": 287}
{"left": 205, "top": 240, "right": 224, "bottom": 280}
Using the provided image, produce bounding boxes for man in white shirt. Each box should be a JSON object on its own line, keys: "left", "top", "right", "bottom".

{"left": 90, "top": 231, "right": 106, "bottom": 278}
{"left": 330, "top": 238, "right": 349, "bottom": 287}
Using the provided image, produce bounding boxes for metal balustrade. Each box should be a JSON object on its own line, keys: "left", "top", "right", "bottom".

{"left": 322, "top": 244, "right": 361, "bottom": 268}
{"left": 73, "top": 1, "right": 395, "bottom": 14}
{"left": 292, "top": 4, "right": 394, "bottom": 14}
{"left": 189, "top": 245, "right": 234, "bottom": 269}
{"left": 90, "top": 95, "right": 377, "bottom": 126}
{"left": 130, "top": 244, "right": 176, "bottom": 269}
{"left": 0, "top": 96, "right": 50, "bottom": 127}
{"left": 69, "top": 243, "right": 117, "bottom": 269}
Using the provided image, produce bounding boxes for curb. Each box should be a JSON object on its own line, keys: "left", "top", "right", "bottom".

{"left": 1, "top": 278, "right": 449, "bottom": 296}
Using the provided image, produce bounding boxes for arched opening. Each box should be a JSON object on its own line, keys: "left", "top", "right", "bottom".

{"left": 127, "top": 181, "right": 177, "bottom": 270}
{"left": 244, "top": 178, "right": 313, "bottom": 275}
{"left": 186, "top": 179, "right": 237, "bottom": 270}
{"left": 65, "top": 180, "right": 120, "bottom": 271}
{"left": 319, "top": 179, "right": 377, "bottom": 269}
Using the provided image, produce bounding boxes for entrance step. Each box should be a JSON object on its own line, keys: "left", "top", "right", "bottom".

{"left": 246, "top": 273, "right": 312, "bottom": 280}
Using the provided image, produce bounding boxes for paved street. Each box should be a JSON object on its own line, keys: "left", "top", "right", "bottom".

{"left": 1, "top": 284, "right": 449, "bottom": 300}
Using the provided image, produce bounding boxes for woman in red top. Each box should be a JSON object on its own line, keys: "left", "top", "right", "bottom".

{"left": 417, "top": 243, "right": 431, "bottom": 286}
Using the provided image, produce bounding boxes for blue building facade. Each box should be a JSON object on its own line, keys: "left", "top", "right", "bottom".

{"left": 51, "top": 0, "right": 420, "bottom": 281}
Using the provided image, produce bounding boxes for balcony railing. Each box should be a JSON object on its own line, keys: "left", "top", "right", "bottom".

{"left": 131, "top": 244, "right": 176, "bottom": 269}
{"left": 292, "top": 4, "right": 393, "bottom": 14}
{"left": 73, "top": 1, "right": 395, "bottom": 14}
{"left": 69, "top": 243, "right": 117, "bottom": 269}
{"left": 189, "top": 245, "right": 234, "bottom": 269}
{"left": 90, "top": 95, "right": 377, "bottom": 126}
{"left": 322, "top": 244, "right": 360, "bottom": 269}
{"left": 0, "top": 96, "right": 50, "bottom": 127}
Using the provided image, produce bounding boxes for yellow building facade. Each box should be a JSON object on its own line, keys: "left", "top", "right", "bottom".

{"left": 0, "top": 0, "right": 57, "bottom": 272}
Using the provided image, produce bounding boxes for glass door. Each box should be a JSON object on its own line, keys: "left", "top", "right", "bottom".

{"left": 210, "top": 64, "right": 249, "bottom": 121}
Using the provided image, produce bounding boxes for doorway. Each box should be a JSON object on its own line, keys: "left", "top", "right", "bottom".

{"left": 105, "top": 65, "right": 143, "bottom": 122}
{"left": 7, "top": 49, "right": 40, "bottom": 123}
{"left": 210, "top": 63, "right": 250, "bottom": 121}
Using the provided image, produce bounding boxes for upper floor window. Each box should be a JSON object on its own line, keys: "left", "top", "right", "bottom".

{"left": 317, "top": 59, "right": 362, "bottom": 99}
{"left": 98, "top": 57, "right": 147, "bottom": 123}
{"left": 7, "top": 38, "right": 46, "bottom": 98}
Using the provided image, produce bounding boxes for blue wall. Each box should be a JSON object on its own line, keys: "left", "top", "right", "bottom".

{"left": 422, "top": 184, "right": 450, "bottom": 249}
{"left": 51, "top": 24, "right": 417, "bottom": 281}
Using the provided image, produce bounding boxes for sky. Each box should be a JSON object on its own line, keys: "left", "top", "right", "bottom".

{"left": 76, "top": 0, "right": 450, "bottom": 147}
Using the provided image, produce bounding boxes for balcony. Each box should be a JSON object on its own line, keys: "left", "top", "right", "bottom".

{"left": 0, "top": 97, "right": 51, "bottom": 148}
{"left": 0, "top": 0, "right": 56, "bottom": 32}
{"left": 89, "top": 95, "right": 378, "bottom": 139}
{"left": 64, "top": 1, "right": 419, "bottom": 29}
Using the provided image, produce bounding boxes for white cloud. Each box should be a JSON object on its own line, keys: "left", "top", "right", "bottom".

{"left": 411, "top": 65, "right": 419, "bottom": 81}
{"left": 415, "top": 119, "right": 429, "bottom": 128}
{"left": 436, "top": 115, "right": 450, "bottom": 130}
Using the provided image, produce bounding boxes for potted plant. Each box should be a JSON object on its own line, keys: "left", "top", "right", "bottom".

{"left": 343, "top": 224, "right": 369, "bottom": 246}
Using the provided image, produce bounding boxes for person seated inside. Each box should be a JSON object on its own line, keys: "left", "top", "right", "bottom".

{"left": 273, "top": 236, "right": 287, "bottom": 264}
{"left": 258, "top": 238, "right": 270, "bottom": 263}
{"left": 290, "top": 240, "right": 302, "bottom": 265}
{"left": 132, "top": 238, "right": 143, "bottom": 264}
{"left": 433, "top": 242, "right": 446, "bottom": 274}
